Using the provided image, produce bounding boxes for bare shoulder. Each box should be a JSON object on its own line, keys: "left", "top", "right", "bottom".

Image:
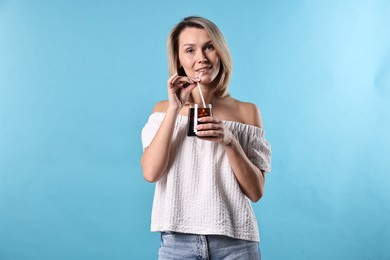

{"left": 152, "top": 100, "right": 169, "bottom": 113}
{"left": 224, "top": 98, "right": 263, "bottom": 128}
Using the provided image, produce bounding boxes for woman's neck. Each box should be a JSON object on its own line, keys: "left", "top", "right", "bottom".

{"left": 191, "top": 84, "right": 216, "bottom": 105}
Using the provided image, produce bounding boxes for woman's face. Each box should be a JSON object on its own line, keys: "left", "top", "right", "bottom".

{"left": 178, "top": 27, "right": 220, "bottom": 84}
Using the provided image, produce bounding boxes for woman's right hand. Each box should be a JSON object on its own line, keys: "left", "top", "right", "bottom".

{"left": 167, "top": 73, "right": 198, "bottom": 112}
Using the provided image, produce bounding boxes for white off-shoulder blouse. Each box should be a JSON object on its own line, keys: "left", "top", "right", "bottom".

{"left": 141, "top": 112, "right": 271, "bottom": 242}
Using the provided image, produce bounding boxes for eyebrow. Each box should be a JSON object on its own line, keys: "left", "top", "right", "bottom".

{"left": 182, "top": 41, "right": 213, "bottom": 48}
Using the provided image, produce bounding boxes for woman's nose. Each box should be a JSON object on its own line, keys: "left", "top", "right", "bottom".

{"left": 197, "top": 51, "right": 208, "bottom": 63}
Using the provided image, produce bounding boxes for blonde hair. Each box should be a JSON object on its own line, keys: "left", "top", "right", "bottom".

{"left": 167, "top": 16, "right": 232, "bottom": 99}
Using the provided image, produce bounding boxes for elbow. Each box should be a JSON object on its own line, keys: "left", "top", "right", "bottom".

{"left": 141, "top": 165, "right": 161, "bottom": 183}
{"left": 247, "top": 187, "right": 264, "bottom": 203}
{"left": 140, "top": 158, "right": 159, "bottom": 183}
{"left": 250, "top": 171, "right": 266, "bottom": 202}
{"left": 140, "top": 150, "right": 168, "bottom": 183}
{"left": 143, "top": 171, "right": 159, "bottom": 183}
{"left": 249, "top": 191, "right": 263, "bottom": 203}
{"left": 144, "top": 176, "right": 158, "bottom": 183}
{"left": 141, "top": 161, "right": 163, "bottom": 183}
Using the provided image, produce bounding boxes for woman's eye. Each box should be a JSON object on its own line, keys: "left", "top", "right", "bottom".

{"left": 205, "top": 44, "right": 214, "bottom": 51}
{"left": 185, "top": 48, "right": 194, "bottom": 54}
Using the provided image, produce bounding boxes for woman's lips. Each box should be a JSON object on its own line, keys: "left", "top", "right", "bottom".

{"left": 196, "top": 66, "right": 211, "bottom": 73}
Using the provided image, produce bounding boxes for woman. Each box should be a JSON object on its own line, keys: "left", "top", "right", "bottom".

{"left": 141, "top": 16, "right": 271, "bottom": 260}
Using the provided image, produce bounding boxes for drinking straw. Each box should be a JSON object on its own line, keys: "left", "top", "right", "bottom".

{"left": 196, "top": 72, "right": 207, "bottom": 108}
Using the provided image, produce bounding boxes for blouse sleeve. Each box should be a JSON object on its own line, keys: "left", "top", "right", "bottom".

{"left": 247, "top": 132, "right": 272, "bottom": 173}
{"left": 227, "top": 122, "right": 272, "bottom": 173}
{"left": 141, "top": 113, "right": 163, "bottom": 151}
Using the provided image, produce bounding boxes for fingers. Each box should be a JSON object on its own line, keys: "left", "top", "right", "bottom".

{"left": 196, "top": 129, "right": 220, "bottom": 137}
{"left": 196, "top": 129, "right": 225, "bottom": 144}
{"left": 196, "top": 117, "right": 223, "bottom": 134}
{"left": 195, "top": 119, "right": 223, "bottom": 138}
{"left": 168, "top": 74, "right": 197, "bottom": 101}
{"left": 168, "top": 74, "right": 194, "bottom": 88}
{"left": 193, "top": 72, "right": 203, "bottom": 83}
{"left": 168, "top": 73, "right": 178, "bottom": 84}
{"left": 196, "top": 122, "right": 220, "bottom": 131}
{"left": 167, "top": 73, "right": 197, "bottom": 106}
{"left": 196, "top": 126, "right": 233, "bottom": 146}
{"left": 169, "top": 84, "right": 182, "bottom": 94}
{"left": 182, "top": 82, "right": 197, "bottom": 94}
{"left": 197, "top": 116, "right": 221, "bottom": 124}
{"left": 195, "top": 117, "right": 231, "bottom": 145}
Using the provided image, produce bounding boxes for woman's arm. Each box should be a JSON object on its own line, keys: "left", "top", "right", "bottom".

{"left": 140, "top": 74, "right": 197, "bottom": 183}
{"left": 196, "top": 103, "right": 266, "bottom": 202}
{"left": 223, "top": 134, "right": 265, "bottom": 202}
{"left": 141, "top": 104, "right": 179, "bottom": 182}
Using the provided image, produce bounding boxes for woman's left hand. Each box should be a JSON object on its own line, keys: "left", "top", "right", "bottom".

{"left": 195, "top": 116, "right": 234, "bottom": 146}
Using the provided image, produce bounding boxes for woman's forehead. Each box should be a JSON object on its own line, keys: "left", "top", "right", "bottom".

{"left": 179, "top": 28, "right": 211, "bottom": 47}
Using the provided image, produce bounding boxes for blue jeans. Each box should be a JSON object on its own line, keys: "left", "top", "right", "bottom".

{"left": 158, "top": 232, "right": 261, "bottom": 260}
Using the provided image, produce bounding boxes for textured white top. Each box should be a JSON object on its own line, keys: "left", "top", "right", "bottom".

{"left": 141, "top": 112, "right": 271, "bottom": 242}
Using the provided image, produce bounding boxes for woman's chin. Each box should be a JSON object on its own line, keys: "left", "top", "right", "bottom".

{"left": 200, "top": 75, "right": 215, "bottom": 84}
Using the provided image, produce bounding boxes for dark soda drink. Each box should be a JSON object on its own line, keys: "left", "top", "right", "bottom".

{"left": 187, "top": 104, "right": 212, "bottom": 136}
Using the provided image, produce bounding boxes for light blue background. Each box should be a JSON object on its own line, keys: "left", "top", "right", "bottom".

{"left": 1, "top": 0, "right": 389, "bottom": 259}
